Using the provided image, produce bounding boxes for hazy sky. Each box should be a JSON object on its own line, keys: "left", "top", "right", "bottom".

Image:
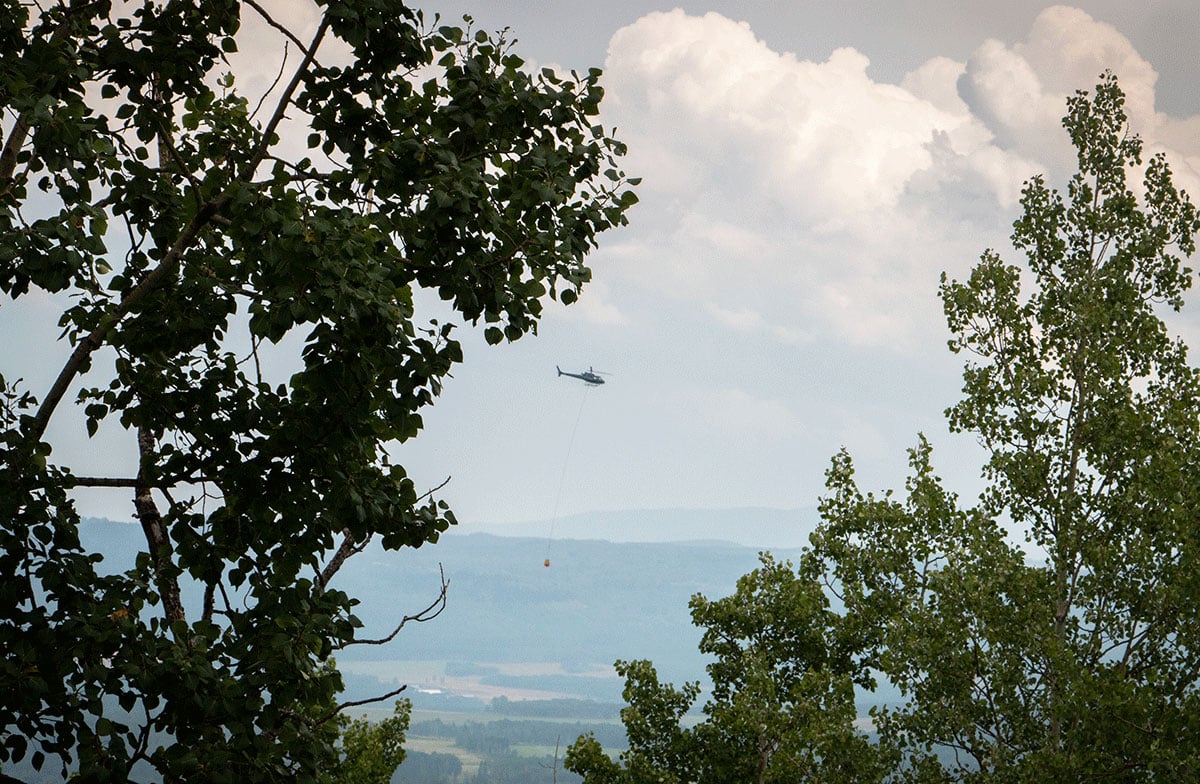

{"left": 9, "top": 2, "right": 1200, "bottom": 544}
{"left": 398, "top": 1, "right": 1200, "bottom": 537}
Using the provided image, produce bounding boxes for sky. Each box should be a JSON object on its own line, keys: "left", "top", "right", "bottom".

{"left": 8, "top": 2, "right": 1200, "bottom": 545}
{"left": 395, "top": 1, "right": 1200, "bottom": 537}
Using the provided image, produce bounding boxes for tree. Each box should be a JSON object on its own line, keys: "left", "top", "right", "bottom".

{"left": 325, "top": 700, "right": 409, "bottom": 784}
{"left": 810, "top": 72, "right": 1200, "bottom": 780}
{"left": 391, "top": 749, "right": 461, "bottom": 784}
{"left": 0, "top": 1, "right": 636, "bottom": 781}
{"left": 565, "top": 555, "right": 887, "bottom": 784}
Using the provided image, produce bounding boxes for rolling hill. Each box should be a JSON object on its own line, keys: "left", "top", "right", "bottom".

{"left": 79, "top": 515, "right": 812, "bottom": 703}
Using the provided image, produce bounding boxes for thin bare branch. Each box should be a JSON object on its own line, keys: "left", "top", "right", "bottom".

{"left": 152, "top": 87, "right": 202, "bottom": 210}
{"left": 66, "top": 476, "right": 142, "bottom": 488}
{"left": 64, "top": 474, "right": 210, "bottom": 488}
{"left": 318, "top": 477, "right": 451, "bottom": 588}
{"left": 345, "top": 565, "right": 449, "bottom": 647}
{"left": 311, "top": 684, "right": 408, "bottom": 727}
{"left": 250, "top": 41, "right": 290, "bottom": 122}
{"left": 241, "top": 13, "right": 330, "bottom": 181}
{"left": 334, "top": 684, "right": 409, "bottom": 715}
{"left": 416, "top": 475, "right": 453, "bottom": 504}
{"left": 244, "top": 0, "right": 317, "bottom": 61}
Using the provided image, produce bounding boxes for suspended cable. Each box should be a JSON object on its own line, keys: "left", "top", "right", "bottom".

{"left": 545, "top": 384, "right": 590, "bottom": 566}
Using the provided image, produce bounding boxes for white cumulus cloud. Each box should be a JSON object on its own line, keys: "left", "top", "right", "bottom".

{"left": 594, "top": 5, "right": 1200, "bottom": 353}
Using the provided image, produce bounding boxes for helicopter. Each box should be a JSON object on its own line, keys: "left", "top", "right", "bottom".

{"left": 556, "top": 365, "right": 607, "bottom": 385}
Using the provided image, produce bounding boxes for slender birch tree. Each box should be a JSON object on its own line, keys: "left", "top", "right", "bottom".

{"left": 813, "top": 72, "right": 1200, "bottom": 781}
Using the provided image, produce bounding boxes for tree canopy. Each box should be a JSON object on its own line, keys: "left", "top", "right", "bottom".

{"left": 565, "top": 555, "right": 888, "bottom": 784}
{"left": 813, "top": 71, "right": 1200, "bottom": 780}
{"left": 0, "top": 1, "right": 636, "bottom": 781}
{"left": 325, "top": 700, "right": 410, "bottom": 784}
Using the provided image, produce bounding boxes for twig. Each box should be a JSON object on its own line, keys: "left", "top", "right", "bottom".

{"left": 416, "top": 475, "right": 452, "bottom": 503}
{"left": 306, "top": 684, "right": 408, "bottom": 728}
{"left": 241, "top": 14, "right": 330, "bottom": 181}
{"left": 124, "top": 701, "right": 154, "bottom": 777}
{"left": 217, "top": 580, "right": 234, "bottom": 617}
{"left": 65, "top": 476, "right": 141, "bottom": 488}
{"left": 64, "top": 475, "right": 211, "bottom": 488}
{"left": 332, "top": 684, "right": 408, "bottom": 717}
{"left": 250, "top": 41, "right": 289, "bottom": 122}
{"left": 244, "top": 0, "right": 317, "bottom": 61}
{"left": 250, "top": 333, "right": 264, "bottom": 386}
{"left": 345, "top": 565, "right": 449, "bottom": 646}
{"left": 152, "top": 94, "right": 203, "bottom": 210}
{"left": 318, "top": 477, "right": 452, "bottom": 588}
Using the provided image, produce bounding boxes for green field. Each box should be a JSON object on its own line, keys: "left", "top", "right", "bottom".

{"left": 403, "top": 736, "right": 485, "bottom": 779}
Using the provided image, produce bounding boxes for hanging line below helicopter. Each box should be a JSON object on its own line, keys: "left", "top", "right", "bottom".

{"left": 545, "top": 383, "right": 590, "bottom": 567}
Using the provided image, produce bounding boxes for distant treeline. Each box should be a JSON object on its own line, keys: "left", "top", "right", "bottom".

{"left": 393, "top": 751, "right": 462, "bottom": 784}
{"left": 410, "top": 718, "right": 627, "bottom": 756}
{"left": 398, "top": 753, "right": 585, "bottom": 782}
{"left": 480, "top": 673, "right": 622, "bottom": 701}
{"left": 487, "top": 696, "right": 624, "bottom": 719}
{"left": 471, "top": 755, "right": 583, "bottom": 784}
{"left": 395, "top": 751, "right": 584, "bottom": 784}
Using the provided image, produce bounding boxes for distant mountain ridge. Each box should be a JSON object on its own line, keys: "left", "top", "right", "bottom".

{"left": 78, "top": 516, "right": 811, "bottom": 695}
{"left": 467, "top": 506, "right": 819, "bottom": 548}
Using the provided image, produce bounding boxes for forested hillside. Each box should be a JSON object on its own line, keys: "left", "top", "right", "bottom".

{"left": 79, "top": 518, "right": 795, "bottom": 692}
